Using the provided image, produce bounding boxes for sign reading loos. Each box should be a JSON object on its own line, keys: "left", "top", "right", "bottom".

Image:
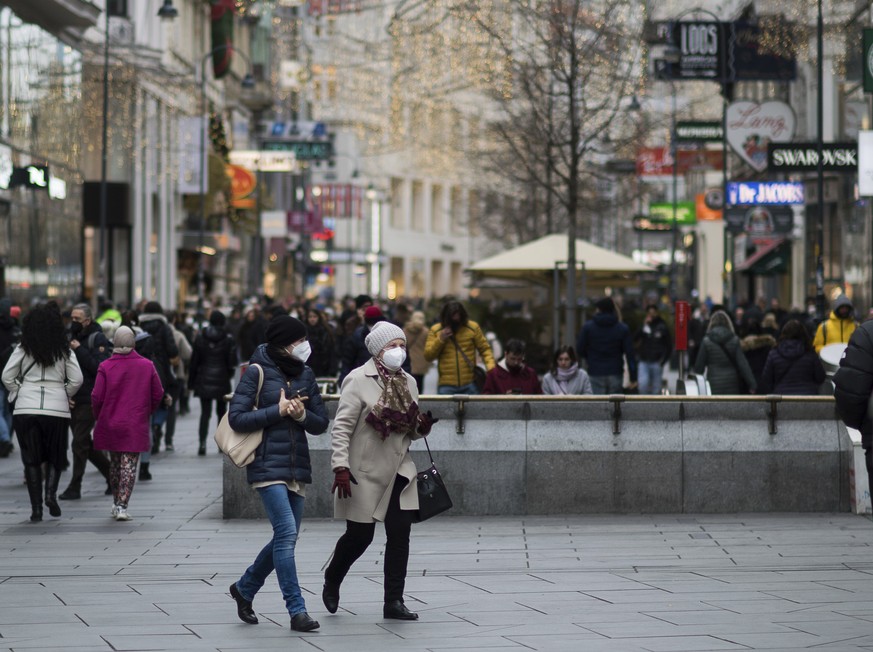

{"left": 767, "top": 143, "right": 858, "bottom": 172}
{"left": 726, "top": 181, "right": 804, "bottom": 206}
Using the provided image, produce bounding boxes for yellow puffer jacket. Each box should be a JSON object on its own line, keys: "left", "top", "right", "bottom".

{"left": 424, "top": 320, "right": 495, "bottom": 388}
{"left": 813, "top": 312, "right": 857, "bottom": 353}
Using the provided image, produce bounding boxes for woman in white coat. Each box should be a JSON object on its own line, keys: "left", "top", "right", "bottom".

{"left": 1, "top": 304, "right": 83, "bottom": 521}
{"left": 323, "top": 321, "right": 437, "bottom": 621}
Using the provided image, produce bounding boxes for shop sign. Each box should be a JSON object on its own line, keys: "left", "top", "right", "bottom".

{"left": 668, "top": 21, "right": 725, "bottom": 80}
{"left": 726, "top": 100, "right": 795, "bottom": 171}
{"left": 726, "top": 181, "right": 804, "bottom": 206}
{"left": 648, "top": 201, "right": 696, "bottom": 225}
{"left": 767, "top": 143, "right": 857, "bottom": 172}
{"left": 725, "top": 205, "right": 793, "bottom": 234}
{"left": 675, "top": 121, "right": 724, "bottom": 142}
{"left": 10, "top": 165, "right": 48, "bottom": 190}
{"left": 229, "top": 150, "right": 299, "bottom": 172}
{"left": 48, "top": 175, "right": 66, "bottom": 200}
{"left": 636, "top": 147, "right": 723, "bottom": 178}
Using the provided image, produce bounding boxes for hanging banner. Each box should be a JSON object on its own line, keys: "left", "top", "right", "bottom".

{"left": 857, "top": 131, "right": 873, "bottom": 196}
{"left": 726, "top": 100, "right": 796, "bottom": 172}
{"left": 864, "top": 29, "right": 873, "bottom": 93}
{"left": 726, "top": 181, "right": 804, "bottom": 206}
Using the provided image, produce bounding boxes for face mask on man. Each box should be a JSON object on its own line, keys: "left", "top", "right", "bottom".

{"left": 69, "top": 321, "right": 84, "bottom": 337}
{"left": 381, "top": 347, "right": 406, "bottom": 371}
{"left": 287, "top": 341, "right": 311, "bottom": 362}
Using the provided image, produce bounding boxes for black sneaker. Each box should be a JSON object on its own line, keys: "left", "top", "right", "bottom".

{"left": 59, "top": 487, "right": 81, "bottom": 500}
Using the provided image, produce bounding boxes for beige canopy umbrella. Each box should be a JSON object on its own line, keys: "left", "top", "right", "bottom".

{"left": 468, "top": 234, "right": 653, "bottom": 286}
{"left": 469, "top": 234, "right": 655, "bottom": 347}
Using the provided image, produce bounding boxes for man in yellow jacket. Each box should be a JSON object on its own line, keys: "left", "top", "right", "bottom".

{"left": 814, "top": 295, "right": 857, "bottom": 353}
{"left": 424, "top": 301, "right": 495, "bottom": 394}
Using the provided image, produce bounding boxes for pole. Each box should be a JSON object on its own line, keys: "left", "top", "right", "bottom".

{"left": 197, "top": 55, "right": 207, "bottom": 317}
{"left": 669, "top": 80, "right": 678, "bottom": 303}
{"left": 815, "top": 0, "right": 826, "bottom": 319}
{"left": 98, "top": 6, "right": 110, "bottom": 303}
{"left": 566, "top": 217, "right": 576, "bottom": 346}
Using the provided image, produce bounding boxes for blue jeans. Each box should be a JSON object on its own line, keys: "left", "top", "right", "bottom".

{"left": 437, "top": 382, "right": 479, "bottom": 395}
{"left": 236, "top": 485, "right": 306, "bottom": 616}
{"left": 589, "top": 374, "right": 624, "bottom": 395}
{"left": 0, "top": 386, "right": 11, "bottom": 442}
{"left": 638, "top": 362, "right": 664, "bottom": 395}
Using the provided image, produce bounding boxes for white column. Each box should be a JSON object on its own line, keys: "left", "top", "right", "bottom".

{"left": 158, "top": 101, "right": 172, "bottom": 308}
{"left": 132, "top": 88, "right": 145, "bottom": 303}
{"left": 143, "top": 95, "right": 156, "bottom": 301}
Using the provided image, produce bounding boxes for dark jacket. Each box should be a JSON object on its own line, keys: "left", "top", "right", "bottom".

{"left": 740, "top": 334, "right": 776, "bottom": 388}
{"left": 834, "top": 321, "right": 873, "bottom": 447}
{"left": 633, "top": 317, "right": 673, "bottom": 364}
{"left": 758, "top": 339, "right": 825, "bottom": 396}
{"left": 189, "top": 325, "right": 238, "bottom": 400}
{"left": 694, "top": 326, "right": 757, "bottom": 394}
{"left": 137, "top": 313, "right": 179, "bottom": 392}
{"left": 71, "top": 321, "right": 112, "bottom": 404}
{"left": 577, "top": 313, "right": 637, "bottom": 381}
{"left": 306, "top": 322, "right": 336, "bottom": 377}
{"left": 229, "top": 344, "right": 329, "bottom": 485}
{"left": 0, "top": 314, "right": 21, "bottom": 373}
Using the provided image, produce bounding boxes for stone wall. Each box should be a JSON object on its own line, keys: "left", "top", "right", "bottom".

{"left": 222, "top": 396, "right": 852, "bottom": 518}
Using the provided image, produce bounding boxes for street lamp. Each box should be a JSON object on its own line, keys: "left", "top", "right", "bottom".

{"left": 196, "top": 45, "right": 256, "bottom": 314}
{"left": 97, "top": 2, "right": 178, "bottom": 304}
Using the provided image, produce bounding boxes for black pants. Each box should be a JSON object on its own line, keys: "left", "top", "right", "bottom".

{"left": 325, "top": 476, "right": 412, "bottom": 602}
{"left": 14, "top": 414, "right": 69, "bottom": 470}
{"left": 164, "top": 381, "right": 183, "bottom": 445}
{"left": 67, "top": 403, "right": 110, "bottom": 489}
{"left": 866, "top": 446, "right": 872, "bottom": 513}
{"left": 198, "top": 397, "right": 227, "bottom": 444}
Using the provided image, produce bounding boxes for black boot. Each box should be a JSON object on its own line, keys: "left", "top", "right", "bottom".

{"left": 44, "top": 466, "right": 61, "bottom": 517}
{"left": 139, "top": 462, "right": 152, "bottom": 481}
{"left": 150, "top": 425, "right": 162, "bottom": 454}
{"left": 23, "top": 465, "right": 42, "bottom": 522}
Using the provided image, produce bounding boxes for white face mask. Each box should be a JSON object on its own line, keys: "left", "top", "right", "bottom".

{"left": 380, "top": 347, "right": 406, "bottom": 371}
{"left": 288, "top": 341, "right": 311, "bottom": 362}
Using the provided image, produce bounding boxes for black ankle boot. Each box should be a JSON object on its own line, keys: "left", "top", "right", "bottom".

{"left": 24, "top": 466, "right": 42, "bottom": 522}
{"left": 150, "top": 426, "right": 162, "bottom": 454}
{"left": 44, "top": 466, "right": 61, "bottom": 517}
{"left": 322, "top": 581, "right": 340, "bottom": 614}
{"left": 139, "top": 462, "right": 152, "bottom": 481}
{"left": 383, "top": 600, "right": 418, "bottom": 620}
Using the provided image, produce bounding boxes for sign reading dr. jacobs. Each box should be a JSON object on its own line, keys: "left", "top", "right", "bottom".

{"left": 726, "top": 181, "right": 804, "bottom": 206}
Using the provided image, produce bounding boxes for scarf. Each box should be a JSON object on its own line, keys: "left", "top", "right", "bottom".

{"left": 365, "top": 360, "right": 419, "bottom": 440}
{"left": 266, "top": 344, "right": 304, "bottom": 379}
{"left": 555, "top": 363, "right": 578, "bottom": 394}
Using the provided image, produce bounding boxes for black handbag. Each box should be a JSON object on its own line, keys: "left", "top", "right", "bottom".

{"left": 414, "top": 437, "right": 453, "bottom": 522}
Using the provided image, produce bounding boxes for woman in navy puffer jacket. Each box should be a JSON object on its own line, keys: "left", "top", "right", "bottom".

{"left": 227, "top": 316, "right": 328, "bottom": 633}
{"left": 758, "top": 319, "right": 825, "bottom": 395}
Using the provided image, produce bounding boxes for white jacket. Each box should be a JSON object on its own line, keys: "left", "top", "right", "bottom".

{"left": 1, "top": 345, "right": 83, "bottom": 418}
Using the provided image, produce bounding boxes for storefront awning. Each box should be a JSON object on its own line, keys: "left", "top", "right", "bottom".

{"left": 736, "top": 238, "right": 790, "bottom": 275}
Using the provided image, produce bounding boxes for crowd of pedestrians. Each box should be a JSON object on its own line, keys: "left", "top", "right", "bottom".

{"left": 0, "top": 288, "right": 872, "bottom": 633}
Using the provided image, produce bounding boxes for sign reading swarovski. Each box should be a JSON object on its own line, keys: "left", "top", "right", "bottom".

{"left": 767, "top": 143, "right": 858, "bottom": 172}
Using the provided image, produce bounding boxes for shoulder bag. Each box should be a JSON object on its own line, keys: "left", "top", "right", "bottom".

{"left": 451, "top": 335, "right": 486, "bottom": 391}
{"left": 214, "top": 363, "right": 264, "bottom": 468}
{"left": 414, "top": 436, "right": 453, "bottom": 522}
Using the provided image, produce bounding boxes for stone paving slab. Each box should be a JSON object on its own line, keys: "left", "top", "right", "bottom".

{"left": 0, "top": 411, "right": 871, "bottom": 651}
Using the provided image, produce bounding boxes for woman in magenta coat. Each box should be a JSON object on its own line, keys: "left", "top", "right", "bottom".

{"left": 92, "top": 326, "right": 164, "bottom": 521}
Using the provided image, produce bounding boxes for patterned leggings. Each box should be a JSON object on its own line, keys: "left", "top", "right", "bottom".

{"left": 109, "top": 452, "right": 139, "bottom": 508}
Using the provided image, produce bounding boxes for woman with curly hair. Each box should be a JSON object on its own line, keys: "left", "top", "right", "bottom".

{"left": 1, "top": 304, "right": 83, "bottom": 521}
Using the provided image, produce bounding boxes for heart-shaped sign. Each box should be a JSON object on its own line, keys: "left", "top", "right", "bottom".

{"left": 726, "top": 101, "right": 795, "bottom": 172}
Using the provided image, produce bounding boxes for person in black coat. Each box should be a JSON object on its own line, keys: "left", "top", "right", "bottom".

{"left": 227, "top": 316, "right": 328, "bottom": 633}
{"left": 59, "top": 303, "right": 113, "bottom": 500}
{"left": 305, "top": 308, "right": 336, "bottom": 377}
{"left": 833, "top": 319, "right": 873, "bottom": 515}
{"left": 138, "top": 302, "right": 179, "bottom": 453}
{"left": 0, "top": 298, "right": 20, "bottom": 457}
{"left": 758, "top": 319, "right": 825, "bottom": 396}
{"left": 189, "top": 310, "right": 238, "bottom": 455}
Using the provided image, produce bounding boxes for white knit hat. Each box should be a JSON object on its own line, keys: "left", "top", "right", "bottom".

{"left": 365, "top": 321, "right": 406, "bottom": 356}
{"left": 113, "top": 326, "right": 135, "bottom": 355}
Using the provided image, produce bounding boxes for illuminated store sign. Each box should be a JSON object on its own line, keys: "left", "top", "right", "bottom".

{"left": 726, "top": 181, "right": 804, "bottom": 206}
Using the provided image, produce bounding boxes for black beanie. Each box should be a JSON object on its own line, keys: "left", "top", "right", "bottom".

{"left": 209, "top": 310, "right": 226, "bottom": 327}
{"left": 595, "top": 297, "right": 615, "bottom": 314}
{"left": 265, "top": 315, "right": 307, "bottom": 346}
{"left": 144, "top": 301, "right": 163, "bottom": 314}
{"left": 355, "top": 294, "right": 373, "bottom": 309}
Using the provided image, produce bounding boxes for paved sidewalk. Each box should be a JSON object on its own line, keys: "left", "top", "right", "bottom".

{"left": 0, "top": 410, "right": 872, "bottom": 651}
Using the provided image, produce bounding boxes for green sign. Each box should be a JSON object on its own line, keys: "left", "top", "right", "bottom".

{"left": 648, "top": 202, "right": 696, "bottom": 225}
{"left": 262, "top": 140, "right": 333, "bottom": 160}
{"left": 865, "top": 29, "right": 873, "bottom": 93}
{"left": 675, "top": 121, "right": 724, "bottom": 142}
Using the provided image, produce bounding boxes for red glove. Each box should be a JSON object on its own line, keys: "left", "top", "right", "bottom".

{"left": 417, "top": 410, "right": 439, "bottom": 436}
{"left": 331, "top": 468, "right": 354, "bottom": 499}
